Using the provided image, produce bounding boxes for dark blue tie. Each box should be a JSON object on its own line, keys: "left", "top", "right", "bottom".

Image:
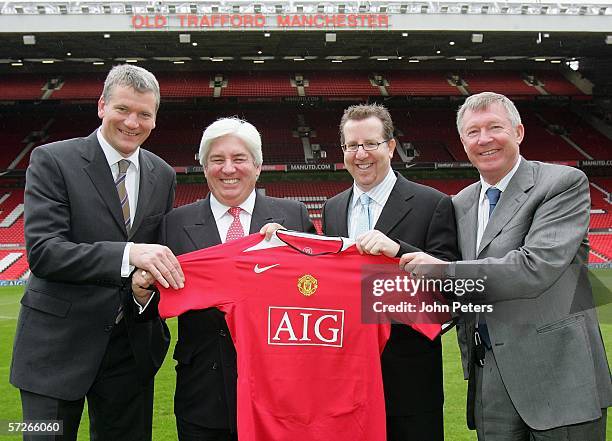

{"left": 486, "top": 187, "right": 501, "bottom": 219}
{"left": 479, "top": 187, "right": 502, "bottom": 349}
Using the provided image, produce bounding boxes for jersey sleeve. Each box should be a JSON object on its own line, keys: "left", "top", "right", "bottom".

{"left": 158, "top": 234, "right": 262, "bottom": 319}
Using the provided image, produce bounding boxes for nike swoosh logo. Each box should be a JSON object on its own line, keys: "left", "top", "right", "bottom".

{"left": 254, "top": 263, "right": 280, "bottom": 274}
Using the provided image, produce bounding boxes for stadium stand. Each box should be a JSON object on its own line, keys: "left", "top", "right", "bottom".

{"left": 462, "top": 71, "right": 541, "bottom": 96}
{"left": 589, "top": 252, "right": 608, "bottom": 264}
{"left": 537, "top": 108, "right": 612, "bottom": 159}
{"left": 48, "top": 73, "right": 107, "bottom": 100}
{"left": 223, "top": 72, "right": 297, "bottom": 97}
{"left": 385, "top": 71, "right": 462, "bottom": 96}
{"left": 0, "top": 66, "right": 610, "bottom": 276}
{"left": 0, "top": 191, "right": 25, "bottom": 247}
{"left": 302, "top": 71, "right": 378, "bottom": 96}
{"left": 589, "top": 234, "right": 612, "bottom": 261}
{"left": 518, "top": 109, "right": 587, "bottom": 161}
{"left": 590, "top": 214, "right": 612, "bottom": 230}
{"left": 590, "top": 183, "right": 610, "bottom": 210}
{"left": 174, "top": 183, "right": 208, "bottom": 207}
{"left": 158, "top": 72, "right": 216, "bottom": 98}
{"left": 394, "top": 108, "right": 461, "bottom": 162}
{"left": 535, "top": 71, "right": 584, "bottom": 96}
{"left": 0, "top": 74, "right": 46, "bottom": 100}
{"left": 1, "top": 70, "right": 588, "bottom": 101}
{"left": 0, "top": 251, "right": 28, "bottom": 280}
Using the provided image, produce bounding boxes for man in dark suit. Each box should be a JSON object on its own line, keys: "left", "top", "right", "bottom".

{"left": 401, "top": 92, "right": 611, "bottom": 440}
{"left": 133, "top": 117, "right": 316, "bottom": 441}
{"left": 322, "top": 104, "right": 458, "bottom": 441}
{"left": 10, "top": 64, "right": 184, "bottom": 441}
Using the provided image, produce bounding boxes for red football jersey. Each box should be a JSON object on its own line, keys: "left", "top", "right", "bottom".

{"left": 159, "top": 231, "right": 393, "bottom": 441}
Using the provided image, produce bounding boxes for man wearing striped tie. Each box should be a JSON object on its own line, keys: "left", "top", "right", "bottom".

{"left": 322, "top": 104, "right": 458, "bottom": 441}
{"left": 11, "top": 64, "right": 184, "bottom": 441}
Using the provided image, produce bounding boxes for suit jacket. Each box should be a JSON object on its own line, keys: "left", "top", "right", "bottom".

{"left": 10, "top": 131, "right": 175, "bottom": 401}
{"left": 452, "top": 158, "right": 612, "bottom": 430}
{"left": 322, "top": 172, "right": 459, "bottom": 416}
{"left": 162, "top": 191, "right": 316, "bottom": 431}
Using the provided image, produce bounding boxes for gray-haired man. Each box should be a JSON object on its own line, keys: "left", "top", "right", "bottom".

{"left": 401, "top": 92, "right": 611, "bottom": 440}
{"left": 11, "top": 64, "right": 183, "bottom": 441}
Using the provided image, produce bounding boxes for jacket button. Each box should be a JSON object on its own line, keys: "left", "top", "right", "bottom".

{"left": 104, "top": 325, "right": 113, "bottom": 332}
{"left": 212, "top": 362, "right": 218, "bottom": 370}
{"left": 219, "top": 329, "right": 227, "bottom": 337}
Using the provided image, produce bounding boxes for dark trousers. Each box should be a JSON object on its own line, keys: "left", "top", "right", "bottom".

{"left": 387, "top": 411, "right": 444, "bottom": 441}
{"left": 176, "top": 417, "right": 238, "bottom": 441}
{"left": 20, "top": 320, "right": 154, "bottom": 441}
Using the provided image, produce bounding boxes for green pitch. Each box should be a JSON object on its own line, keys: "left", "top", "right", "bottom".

{"left": 0, "top": 274, "right": 610, "bottom": 440}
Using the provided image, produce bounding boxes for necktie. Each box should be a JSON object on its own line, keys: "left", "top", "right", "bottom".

{"left": 353, "top": 193, "right": 372, "bottom": 239}
{"left": 115, "top": 159, "right": 131, "bottom": 233}
{"left": 226, "top": 207, "right": 245, "bottom": 242}
{"left": 478, "top": 187, "right": 502, "bottom": 349}
{"left": 486, "top": 187, "right": 501, "bottom": 219}
{"left": 114, "top": 159, "right": 132, "bottom": 323}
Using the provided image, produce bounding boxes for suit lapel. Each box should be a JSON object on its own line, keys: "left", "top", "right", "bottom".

{"left": 81, "top": 132, "right": 127, "bottom": 235}
{"left": 249, "top": 191, "right": 287, "bottom": 233}
{"left": 456, "top": 184, "right": 480, "bottom": 260}
{"left": 329, "top": 189, "right": 351, "bottom": 237}
{"left": 129, "top": 150, "right": 157, "bottom": 238}
{"left": 374, "top": 174, "right": 415, "bottom": 235}
{"left": 477, "top": 159, "right": 535, "bottom": 256}
{"left": 184, "top": 197, "right": 222, "bottom": 249}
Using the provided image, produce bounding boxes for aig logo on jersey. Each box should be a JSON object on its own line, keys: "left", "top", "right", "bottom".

{"left": 268, "top": 307, "right": 345, "bottom": 347}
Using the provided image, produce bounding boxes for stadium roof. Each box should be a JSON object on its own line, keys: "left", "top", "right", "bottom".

{"left": 0, "top": 1, "right": 611, "bottom": 92}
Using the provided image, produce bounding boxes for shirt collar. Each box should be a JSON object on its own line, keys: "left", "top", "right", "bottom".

{"left": 97, "top": 127, "right": 140, "bottom": 171}
{"left": 479, "top": 155, "right": 521, "bottom": 201}
{"left": 209, "top": 189, "right": 257, "bottom": 222}
{"left": 352, "top": 167, "right": 397, "bottom": 208}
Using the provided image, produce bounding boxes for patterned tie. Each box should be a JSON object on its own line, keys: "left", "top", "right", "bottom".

{"left": 486, "top": 187, "right": 501, "bottom": 219}
{"left": 226, "top": 207, "right": 245, "bottom": 242}
{"left": 114, "top": 159, "right": 131, "bottom": 324}
{"left": 353, "top": 193, "right": 372, "bottom": 239}
{"left": 115, "top": 159, "right": 131, "bottom": 233}
{"left": 478, "top": 187, "right": 502, "bottom": 349}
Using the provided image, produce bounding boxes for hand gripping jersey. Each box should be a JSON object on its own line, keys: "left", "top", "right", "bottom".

{"left": 159, "top": 232, "right": 394, "bottom": 441}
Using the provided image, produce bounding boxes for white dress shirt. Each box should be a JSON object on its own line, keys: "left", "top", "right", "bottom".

{"left": 348, "top": 167, "right": 397, "bottom": 239}
{"left": 475, "top": 156, "right": 522, "bottom": 252}
{"left": 209, "top": 190, "right": 257, "bottom": 242}
{"left": 97, "top": 128, "right": 141, "bottom": 277}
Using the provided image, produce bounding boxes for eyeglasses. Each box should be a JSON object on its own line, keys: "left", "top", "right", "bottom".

{"left": 341, "top": 139, "right": 391, "bottom": 152}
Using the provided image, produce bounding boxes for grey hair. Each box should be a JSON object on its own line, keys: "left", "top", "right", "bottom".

{"left": 339, "top": 103, "right": 394, "bottom": 144}
{"left": 456, "top": 92, "right": 522, "bottom": 133}
{"left": 102, "top": 64, "right": 160, "bottom": 111}
{"left": 199, "top": 117, "right": 263, "bottom": 167}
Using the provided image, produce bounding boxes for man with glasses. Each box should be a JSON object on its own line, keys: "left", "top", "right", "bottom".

{"left": 322, "top": 103, "right": 458, "bottom": 441}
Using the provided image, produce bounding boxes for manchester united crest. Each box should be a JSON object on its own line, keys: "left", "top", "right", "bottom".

{"left": 297, "top": 274, "right": 318, "bottom": 296}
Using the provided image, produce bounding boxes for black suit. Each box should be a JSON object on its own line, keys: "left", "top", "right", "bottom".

{"left": 161, "top": 192, "right": 315, "bottom": 439}
{"left": 10, "top": 131, "right": 174, "bottom": 440}
{"left": 322, "top": 172, "right": 458, "bottom": 441}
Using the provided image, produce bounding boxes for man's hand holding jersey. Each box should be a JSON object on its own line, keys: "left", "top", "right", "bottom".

{"left": 355, "top": 230, "right": 400, "bottom": 257}
{"left": 129, "top": 243, "right": 185, "bottom": 289}
{"left": 132, "top": 223, "right": 289, "bottom": 302}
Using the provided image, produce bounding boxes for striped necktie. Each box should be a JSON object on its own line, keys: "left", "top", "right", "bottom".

{"left": 115, "top": 159, "right": 131, "bottom": 233}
